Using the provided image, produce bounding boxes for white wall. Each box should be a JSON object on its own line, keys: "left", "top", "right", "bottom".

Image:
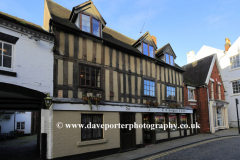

{"left": 15, "top": 112, "right": 32, "bottom": 134}
{"left": 195, "top": 37, "right": 240, "bottom": 127}
{"left": 0, "top": 26, "right": 54, "bottom": 95}
{"left": 0, "top": 114, "right": 14, "bottom": 133}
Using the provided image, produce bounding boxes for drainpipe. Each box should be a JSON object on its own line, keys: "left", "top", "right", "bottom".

{"left": 204, "top": 85, "right": 212, "bottom": 133}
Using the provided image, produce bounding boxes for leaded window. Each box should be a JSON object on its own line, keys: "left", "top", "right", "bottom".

{"left": 81, "top": 114, "right": 103, "bottom": 141}
{"left": 144, "top": 80, "right": 155, "bottom": 96}
{"left": 230, "top": 54, "right": 240, "bottom": 69}
{"left": 232, "top": 80, "right": 240, "bottom": 94}
{"left": 79, "top": 64, "right": 101, "bottom": 88}
{"left": 167, "top": 86, "right": 175, "bottom": 100}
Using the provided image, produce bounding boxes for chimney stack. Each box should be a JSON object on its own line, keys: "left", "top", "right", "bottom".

{"left": 225, "top": 38, "right": 231, "bottom": 51}
{"left": 151, "top": 35, "right": 157, "bottom": 45}
{"left": 187, "top": 50, "right": 196, "bottom": 64}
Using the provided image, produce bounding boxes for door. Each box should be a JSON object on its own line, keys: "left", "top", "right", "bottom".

{"left": 120, "top": 112, "right": 135, "bottom": 151}
{"left": 193, "top": 109, "right": 197, "bottom": 134}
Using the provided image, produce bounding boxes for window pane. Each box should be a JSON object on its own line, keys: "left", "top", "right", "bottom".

{"left": 82, "top": 14, "right": 90, "bottom": 33}
{"left": 170, "top": 55, "right": 174, "bottom": 66}
{"left": 3, "top": 43, "right": 12, "bottom": 56}
{"left": 3, "top": 55, "right": 11, "bottom": 68}
{"left": 91, "top": 68, "right": 96, "bottom": 87}
{"left": 180, "top": 115, "right": 187, "bottom": 125}
{"left": 155, "top": 115, "right": 165, "bottom": 132}
{"left": 21, "top": 122, "right": 25, "bottom": 129}
{"left": 166, "top": 54, "right": 169, "bottom": 64}
{"left": 149, "top": 45, "right": 154, "bottom": 58}
{"left": 17, "top": 122, "right": 20, "bottom": 129}
{"left": 143, "top": 43, "right": 148, "bottom": 56}
{"left": 169, "top": 115, "right": 177, "bottom": 130}
{"left": 92, "top": 18, "right": 100, "bottom": 37}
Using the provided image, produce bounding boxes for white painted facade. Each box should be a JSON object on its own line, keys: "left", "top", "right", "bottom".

{"left": 0, "top": 25, "right": 54, "bottom": 95}
{"left": 190, "top": 37, "right": 240, "bottom": 127}
{"left": 0, "top": 114, "right": 14, "bottom": 133}
{"left": 15, "top": 112, "right": 32, "bottom": 134}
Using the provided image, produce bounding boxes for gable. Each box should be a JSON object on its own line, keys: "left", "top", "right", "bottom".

{"left": 69, "top": 1, "right": 106, "bottom": 27}
{"left": 155, "top": 43, "right": 176, "bottom": 58}
{"left": 132, "top": 31, "right": 157, "bottom": 50}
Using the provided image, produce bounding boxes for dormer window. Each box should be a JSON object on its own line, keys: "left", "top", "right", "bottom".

{"left": 80, "top": 13, "right": 101, "bottom": 37}
{"left": 143, "top": 42, "right": 154, "bottom": 58}
{"left": 165, "top": 53, "right": 174, "bottom": 66}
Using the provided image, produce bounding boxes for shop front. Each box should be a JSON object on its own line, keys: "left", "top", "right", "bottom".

{"left": 209, "top": 100, "right": 229, "bottom": 133}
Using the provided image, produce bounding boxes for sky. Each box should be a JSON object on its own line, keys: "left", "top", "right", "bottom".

{"left": 0, "top": 0, "right": 240, "bottom": 66}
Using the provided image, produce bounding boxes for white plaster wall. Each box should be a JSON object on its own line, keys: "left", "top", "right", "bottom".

{"left": 0, "top": 26, "right": 54, "bottom": 95}
{"left": 195, "top": 38, "right": 240, "bottom": 127}
{"left": 15, "top": 112, "right": 31, "bottom": 134}
{"left": 0, "top": 114, "right": 14, "bottom": 133}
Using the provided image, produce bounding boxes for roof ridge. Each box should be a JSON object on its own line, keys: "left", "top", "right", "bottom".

{"left": 182, "top": 54, "right": 215, "bottom": 68}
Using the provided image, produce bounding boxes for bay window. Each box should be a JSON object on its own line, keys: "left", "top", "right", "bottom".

{"left": 142, "top": 42, "right": 154, "bottom": 58}
{"left": 80, "top": 13, "right": 101, "bottom": 37}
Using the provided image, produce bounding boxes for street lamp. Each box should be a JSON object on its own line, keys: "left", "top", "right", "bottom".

{"left": 44, "top": 93, "right": 52, "bottom": 109}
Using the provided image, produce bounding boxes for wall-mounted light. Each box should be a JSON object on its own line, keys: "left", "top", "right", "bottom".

{"left": 44, "top": 93, "right": 52, "bottom": 109}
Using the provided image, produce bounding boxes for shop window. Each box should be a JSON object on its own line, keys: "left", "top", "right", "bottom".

{"left": 180, "top": 115, "right": 187, "bottom": 124}
{"left": 155, "top": 115, "right": 165, "bottom": 132}
{"left": 167, "top": 86, "right": 175, "bottom": 100}
{"left": 217, "top": 108, "right": 222, "bottom": 126}
{"left": 169, "top": 114, "right": 177, "bottom": 130}
{"left": 81, "top": 114, "right": 103, "bottom": 141}
{"left": 79, "top": 64, "right": 101, "bottom": 88}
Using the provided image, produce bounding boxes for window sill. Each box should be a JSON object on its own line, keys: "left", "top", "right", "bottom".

{"left": 0, "top": 70, "right": 17, "bottom": 77}
{"left": 229, "top": 67, "right": 240, "bottom": 72}
{"left": 230, "top": 93, "right": 240, "bottom": 97}
{"left": 188, "top": 100, "right": 197, "bottom": 102}
{"left": 77, "top": 138, "right": 107, "bottom": 147}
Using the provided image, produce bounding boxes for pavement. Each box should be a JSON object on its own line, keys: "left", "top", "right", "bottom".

{"left": 93, "top": 128, "right": 240, "bottom": 160}
{"left": 0, "top": 134, "right": 41, "bottom": 160}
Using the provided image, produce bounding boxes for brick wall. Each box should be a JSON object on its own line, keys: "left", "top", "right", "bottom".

{"left": 183, "top": 62, "right": 225, "bottom": 133}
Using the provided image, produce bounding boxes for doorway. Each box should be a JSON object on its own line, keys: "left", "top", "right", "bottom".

{"left": 143, "top": 113, "right": 155, "bottom": 145}
{"left": 120, "top": 112, "right": 135, "bottom": 151}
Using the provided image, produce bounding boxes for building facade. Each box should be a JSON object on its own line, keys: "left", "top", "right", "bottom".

{"left": 183, "top": 54, "right": 229, "bottom": 133}
{"left": 43, "top": 0, "right": 193, "bottom": 159}
{"left": 188, "top": 37, "right": 240, "bottom": 128}
{"left": 0, "top": 10, "right": 54, "bottom": 149}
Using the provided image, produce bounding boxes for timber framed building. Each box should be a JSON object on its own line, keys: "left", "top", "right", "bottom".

{"left": 43, "top": 0, "right": 194, "bottom": 159}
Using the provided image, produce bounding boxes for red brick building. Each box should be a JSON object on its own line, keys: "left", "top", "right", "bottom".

{"left": 182, "top": 54, "right": 229, "bottom": 133}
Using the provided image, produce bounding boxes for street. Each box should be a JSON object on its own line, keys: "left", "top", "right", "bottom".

{"left": 142, "top": 136, "right": 240, "bottom": 160}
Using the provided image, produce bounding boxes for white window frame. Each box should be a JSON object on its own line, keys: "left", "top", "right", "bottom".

{"left": 229, "top": 54, "right": 240, "bottom": 70}
{"left": 218, "top": 84, "right": 221, "bottom": 100}
{"left": 16, "top": 122, "right": 25, "bottom": 130}
{"left": 232, "top": 79, "right": 240, "bottom": 95}
{"left": 0, "top": 40, "right": 14, "bottom": 71}
{"left": 211, "top": 82, "right": 214, "bottom": 99}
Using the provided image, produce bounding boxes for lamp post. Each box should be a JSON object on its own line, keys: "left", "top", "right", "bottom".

{"left": 44, "top": 93, "right": 52, "bottom": 109}
{"left": 236, "top": 98, "right": 239, "bottom": 134}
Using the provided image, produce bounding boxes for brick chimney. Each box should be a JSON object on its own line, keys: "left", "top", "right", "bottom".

{"left": 151, "top": 35, "right": 157, "bottom": 45}
{"left": 225, "top": 38, "right": 231, "bottom": 51}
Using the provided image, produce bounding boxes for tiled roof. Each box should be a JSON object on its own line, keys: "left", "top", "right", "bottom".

{"left": 182, "top": 54, "right": 214, "bottom": 87}
{"left": 0, "top": 11, "right": 51, "bottom": 35}
{"left": 46, "top": 0, "right": 183, "bottom": 70}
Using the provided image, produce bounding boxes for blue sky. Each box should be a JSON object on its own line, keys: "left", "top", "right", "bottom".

{"left": 1, "top": 0, "right": 240, "bottom": 66}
